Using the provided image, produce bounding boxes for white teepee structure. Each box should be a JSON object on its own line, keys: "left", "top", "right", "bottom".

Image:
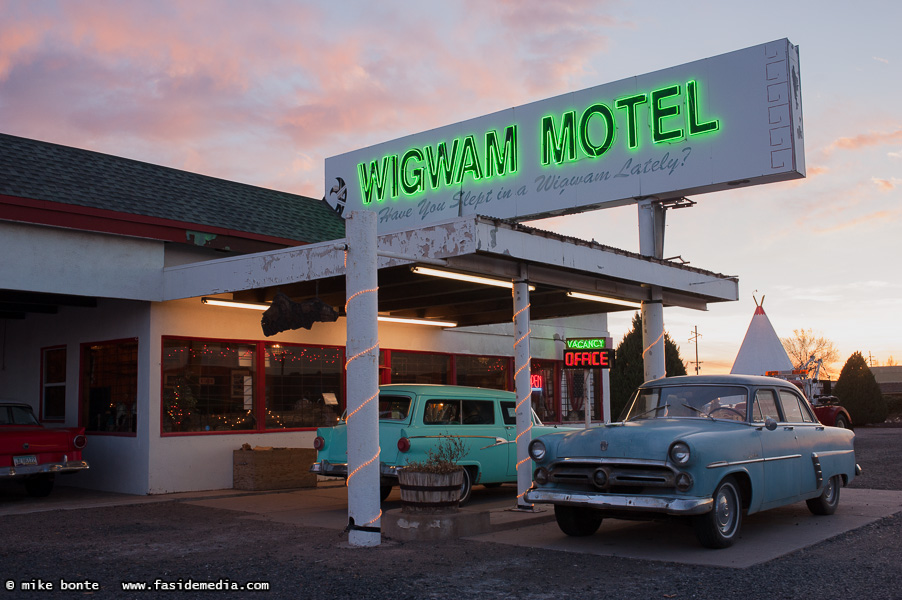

{"left": 730, "top": 297, "right": 793, "bottom": 375}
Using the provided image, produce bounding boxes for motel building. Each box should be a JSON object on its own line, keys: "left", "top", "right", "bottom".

{"left": 0, "top": 39, "right": 802, "bottom": 495}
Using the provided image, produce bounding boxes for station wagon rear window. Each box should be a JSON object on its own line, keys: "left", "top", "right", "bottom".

{"left": 378, "top": 395, "right": 412, "bottom": 421}
{"left": 423, "top": 400, "right": 496, "bottom": 425}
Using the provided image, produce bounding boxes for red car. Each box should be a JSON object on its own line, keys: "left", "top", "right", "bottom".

{"left": 1, "top": 403, "right": 89, "bottom": 496}
{"left": 811, "top": 396, "right": 853, "bottom": 429}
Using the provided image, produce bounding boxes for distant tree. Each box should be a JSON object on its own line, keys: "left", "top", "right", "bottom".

{"left": 834, "top": 351, "right": 887, "bottom": 426}
{"left": 610, "top": 313, "right": 687, "bottom": 420}
{"left": 886, "top": 356, "right": 897, "bottom": 366}
{"left": 781, "top": 328, "right": 840, "bottom": 377}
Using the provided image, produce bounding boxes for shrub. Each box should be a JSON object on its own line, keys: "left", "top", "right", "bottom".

{"left": 402, "top": 435, "right": 467, "bottom": 474}
{"left": 834, "top": 352, "right": 887, "bottom": 425}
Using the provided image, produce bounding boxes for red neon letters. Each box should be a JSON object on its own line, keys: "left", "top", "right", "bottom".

{"left": 563, "top": 350, "right": 609, "bottom": 368}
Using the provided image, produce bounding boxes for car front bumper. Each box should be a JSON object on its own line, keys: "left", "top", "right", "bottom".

{"left": 3, "top": 460, "right": 89, "bottom": 479}
{"left": 524, "top": 487, "right": 713, "bottom": 516}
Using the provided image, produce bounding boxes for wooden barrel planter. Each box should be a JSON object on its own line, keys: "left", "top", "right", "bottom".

{"left": 397, "top": 469, "right": 463, "bottom": 513}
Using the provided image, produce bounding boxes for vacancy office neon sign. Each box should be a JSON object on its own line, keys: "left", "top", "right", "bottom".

{"left": 563, "top": 337, "right": 613, "bottom": 369}
{"left": 356, "top": 80, "right": 719, "bottom": 204}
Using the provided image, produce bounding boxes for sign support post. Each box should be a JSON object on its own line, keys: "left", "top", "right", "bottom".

{"left": 513, "top": 275, "right": 533, "bottom": 510}
{"left": 345, "top": 210, "right": 381, "bottom": 547}
{"left": 639, "top": 199, "right": 666, "bottom": 381}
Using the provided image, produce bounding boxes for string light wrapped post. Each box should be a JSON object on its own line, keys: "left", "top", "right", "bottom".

{"left": 512, "top": 277, "right": 534, "bottom": 510}
{"left": 344, "top": 211, "right": 381, "bottom": 547}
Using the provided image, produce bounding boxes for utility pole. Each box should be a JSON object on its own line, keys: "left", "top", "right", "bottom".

{"left": 689, "top": 326, "right": 702, "bottom": 375}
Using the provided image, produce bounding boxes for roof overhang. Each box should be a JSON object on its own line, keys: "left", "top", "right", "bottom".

{"left": 162, "top": 215, "right": 738, "bottom": 328}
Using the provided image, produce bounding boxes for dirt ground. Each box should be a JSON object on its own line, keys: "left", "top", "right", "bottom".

{"left": 1, "top": 427, "right": 901, "bottom": 599}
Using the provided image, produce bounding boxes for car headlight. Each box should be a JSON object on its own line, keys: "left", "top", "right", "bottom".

{"left": 669, "top": 441, "right": 690, "bottom": 465}
{"left": 534, "top": 467, "right": 549, "bottom": 485}
{"left": 528, "top": 439, "right": 546, "bottom": 462}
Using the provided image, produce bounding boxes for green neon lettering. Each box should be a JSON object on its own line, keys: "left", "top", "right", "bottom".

{"left": 485, "top": 125, "right": 518, "bottom": 177}
{"left": 614, "top": 93, "right": 647, "bottom": 149}
{"left": 400, "top": 148, "right": 425, "bottom": 195}
{"left": 424, "top": 140, "right": 460, "bottom": 189}
{"left": 651, "top": 85, "right": 683, "bottom": 144}
{"left": 578, "top": 103, "right": 615, "bottom": 158}
{"left": 357, "top": 155, "right": 398, "bottom": 204}
{"left": 456, "top": 135, "right": 484, "bottom": 183}
{"left": 566, "top": 338, "right": 605, "bottom": 349}
{"left": 541, "top": 111, "right": 577, "bottom": 165}
{"left": 686, "top": 80, "right": 720, "bottom": 135}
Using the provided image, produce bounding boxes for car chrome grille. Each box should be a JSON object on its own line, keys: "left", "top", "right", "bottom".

{"left": 547, "top": 461, "right": 677, "bottom": 491}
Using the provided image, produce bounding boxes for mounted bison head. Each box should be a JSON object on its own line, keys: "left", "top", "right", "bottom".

{"left": 261, "top": 291, "right": 339, "bottom": 336}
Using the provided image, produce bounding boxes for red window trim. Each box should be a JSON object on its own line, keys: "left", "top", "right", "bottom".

{"left": 160, "top": 336, "right": 347, "bottom": 437}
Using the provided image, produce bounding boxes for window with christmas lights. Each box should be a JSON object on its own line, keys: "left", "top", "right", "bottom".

{"left": 454, "top": 354, "right": 511, "bottom": 390}
{"left": 162, "top": 339, "right": 256, "bottom": 433}
{"left": 388, "top": 351, "right": 450, "bottom": 384}
{"left": 264, "top": 344, "right": 343, "bottom": 429}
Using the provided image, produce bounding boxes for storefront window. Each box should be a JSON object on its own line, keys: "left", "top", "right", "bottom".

{"left": 389, "top": 351, "right": 450, "bottom": 384}
{"left": 561, "top": 369, "right": 604, "bottom": 422}
{"left": 41, "top": 346, "right": 66, "bottom": 421}
{"left": 162, "top": 339, "right": 256, "bottom": 433}
{"left": 82, "top": 339, "right": 138, "bottom": 434}
{"left": 264, "top": 344, "right": 343, "bottom": 429}
{"left": 530, "top": 360, "right": 558, "bottom": 422}
{"left": 455, "top": 355, "right": 510, "bottom": 390}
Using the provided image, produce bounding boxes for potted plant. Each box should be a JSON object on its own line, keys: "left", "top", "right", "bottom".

{"left": 397, "top": 435, "right": 467, "bottom": 513}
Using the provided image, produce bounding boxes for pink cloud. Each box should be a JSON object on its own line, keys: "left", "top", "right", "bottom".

{"left": 824, "top": 129, "right": 902, "bottom": 155}
{"left": 0, "top": 1, "right": 632, "bottom": 195}
{"left": 872, "top": 177, "right": 899, "bottom": 191}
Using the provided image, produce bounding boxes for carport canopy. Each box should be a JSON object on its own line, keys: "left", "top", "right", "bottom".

{"left": 161, "top": 215, "right": 738, "bottom": 325}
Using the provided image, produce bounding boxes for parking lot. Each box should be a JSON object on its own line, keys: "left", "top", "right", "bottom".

{"left": 2, "top": 427, "right": 902, "bottom": 599}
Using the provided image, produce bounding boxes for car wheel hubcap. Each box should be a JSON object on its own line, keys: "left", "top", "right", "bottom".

{"left": 825, "top": 478, "right": 836, "bottom": 502}
{"left": 715, "top": 486, "right": 737, "bottom": 534}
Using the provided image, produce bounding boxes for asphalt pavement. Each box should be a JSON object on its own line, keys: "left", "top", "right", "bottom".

{"left": 4, "top": 479, "right": 901, "bottom": 570}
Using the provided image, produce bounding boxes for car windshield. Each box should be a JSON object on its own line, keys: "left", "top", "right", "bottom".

{"left": 620, "top": 385, "right": 748, "bottom": 422}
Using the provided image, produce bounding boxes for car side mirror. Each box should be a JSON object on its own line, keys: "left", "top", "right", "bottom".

{"left": 764, "top": 417, "right": 778, "bottom": 431}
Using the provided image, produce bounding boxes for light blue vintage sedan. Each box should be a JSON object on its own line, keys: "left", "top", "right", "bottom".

{"left": 310, "top": 384, "right": 573, "bottom": 504}
{"left": 525, "top": 374, "right": 860, "bottom": 548}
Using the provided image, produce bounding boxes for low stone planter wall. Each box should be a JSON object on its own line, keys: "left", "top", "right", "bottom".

{"left": 233, "top": 448, "right": 317, "bottom": 491}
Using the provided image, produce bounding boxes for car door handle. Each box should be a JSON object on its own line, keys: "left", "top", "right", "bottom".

{"left": 783, "top": 426, "right": 794, "bottom": 431}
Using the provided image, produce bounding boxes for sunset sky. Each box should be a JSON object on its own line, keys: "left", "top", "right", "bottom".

{"left": 1, "top": 0, "right": 899, "bottom": 376}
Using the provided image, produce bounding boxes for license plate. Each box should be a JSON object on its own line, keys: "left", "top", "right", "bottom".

{"left": 13, "top": 455, "right": 38, "bottom": 467}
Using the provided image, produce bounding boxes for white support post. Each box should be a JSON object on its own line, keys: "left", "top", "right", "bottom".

{"left": 513, "top": 277, "right": 533, "bottom": 509}
{"left": 345, "top": 210, "right": 381, "bottom": 547}
{"left": 601, "top": 366, "right": 612, "bottom": 423}
{"left": 638, "top": 199, "right": 667, "bottom": 381}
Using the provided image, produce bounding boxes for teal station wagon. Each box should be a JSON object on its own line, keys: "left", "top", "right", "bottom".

{"left": 310, "top": 384, "right": 573, "bottom": 503}
{"left": 525, "top": 374, "right": 860, "bottom": 548}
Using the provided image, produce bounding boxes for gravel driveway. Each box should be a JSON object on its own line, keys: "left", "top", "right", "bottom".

{"left": 2, "top": 427, "right": 901, "bottom": 599}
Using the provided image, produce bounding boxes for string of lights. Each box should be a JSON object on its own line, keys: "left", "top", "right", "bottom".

{"left": 512, "top": 301, "right": 533, "bottom": 502}
{"left": 344, "top": 286, "right": 382, "bottom": 528}
{"left": 642, "top": 330, "right": 665, "bottom": 359}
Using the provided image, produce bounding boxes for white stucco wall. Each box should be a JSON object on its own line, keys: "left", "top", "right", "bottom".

{"left": 1, "top": 221, "right": 164, "bottom": 300}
